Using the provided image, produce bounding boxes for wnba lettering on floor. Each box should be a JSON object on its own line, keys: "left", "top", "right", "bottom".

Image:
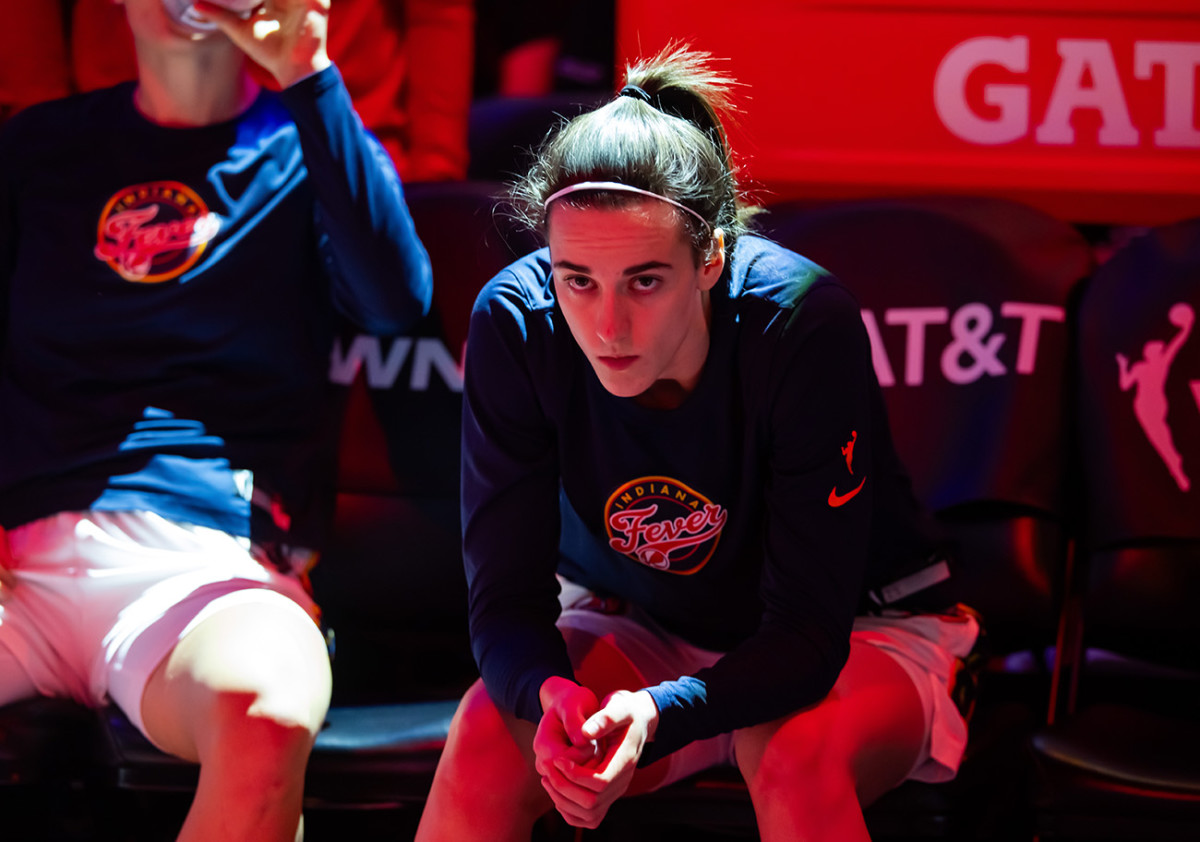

{"left": 862, "top": 301, "right": 1065, "bottom": 386}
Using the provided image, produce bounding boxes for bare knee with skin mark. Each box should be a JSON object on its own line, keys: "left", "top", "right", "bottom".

{"left": 139, "top": 597, "right": 331, "bottom": 842}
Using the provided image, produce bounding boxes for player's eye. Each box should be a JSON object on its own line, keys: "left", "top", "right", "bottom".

{"left": 561, "top": 275, "right": 594, "bottom": 291}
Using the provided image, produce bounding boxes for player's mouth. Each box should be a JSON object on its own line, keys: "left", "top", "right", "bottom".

{"left": 596, "top": 355, "right": 638, "bottom": 371}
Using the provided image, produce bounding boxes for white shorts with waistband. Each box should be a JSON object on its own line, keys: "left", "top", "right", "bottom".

{"left": 556, "top": 578, "right": 979, "bottom": 789}
{"left": 0, "top": 510, "right": 318, "bottom": 738}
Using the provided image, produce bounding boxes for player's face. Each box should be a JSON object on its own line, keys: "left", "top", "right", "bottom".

{"left": 548, "top": 199, "right": 724, "bottom": 405}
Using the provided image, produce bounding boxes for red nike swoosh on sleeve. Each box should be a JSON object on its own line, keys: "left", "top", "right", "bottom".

{"left": 828, "top": 477, "right": 867, "bottom": 507}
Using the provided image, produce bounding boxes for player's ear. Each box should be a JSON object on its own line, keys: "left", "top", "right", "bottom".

{"left": 698, "top": 228, "right": 725, "bottom": 291}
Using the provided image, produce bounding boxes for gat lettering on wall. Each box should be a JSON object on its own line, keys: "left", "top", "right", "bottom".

{"left": 935, "top": 36, "right": 1200, "bottom": 148}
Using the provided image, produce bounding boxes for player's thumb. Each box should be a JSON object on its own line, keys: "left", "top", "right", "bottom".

{"left": 581, "top": 709, "right": 618, "bottom": 741}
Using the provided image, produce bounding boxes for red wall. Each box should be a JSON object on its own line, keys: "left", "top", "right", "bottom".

{"left": 615, "top": 0, "right": 1200, "bottom": 225}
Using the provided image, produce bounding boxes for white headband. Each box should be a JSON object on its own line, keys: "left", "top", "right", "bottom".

{"left": 543, "top": 181, "right": 712, "bottom": 233}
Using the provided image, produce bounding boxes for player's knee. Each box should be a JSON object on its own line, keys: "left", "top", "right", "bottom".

{"left": 449, "top": 681, "right": 504, "bottom": 747}
{"left": 737, "top": 705, "right": 855, "bottom": 804}
{"left": 203, "top": 686, "right": 325, "bottom": 770}
{"left": 440, "top": 681, "right": 543, "bottom": 807}
{"left": 448, "top": 682, "right": 526, "bottom": 768}
{"left": 253, "top": 655, "right": 331, "bottom": 738}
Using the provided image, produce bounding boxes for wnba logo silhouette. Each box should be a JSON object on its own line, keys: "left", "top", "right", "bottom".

{"left": 1117, "top": 302, "right": 1197, "bottom": 492}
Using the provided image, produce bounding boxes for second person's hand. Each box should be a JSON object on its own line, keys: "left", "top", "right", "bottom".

{"left": 193, "top": 0, "right": 331, "bottom": 89}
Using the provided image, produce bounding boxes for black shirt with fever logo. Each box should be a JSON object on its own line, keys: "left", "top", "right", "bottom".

{"left": 462, "top": 235, "right": 938, "bottom": 763}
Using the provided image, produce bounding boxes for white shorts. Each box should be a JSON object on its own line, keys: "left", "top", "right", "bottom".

{"left": 0, "top": 510, "right": 318, "bottom": 737}
{"left": 556, "top": 579, "right": 979, "bottom": 789}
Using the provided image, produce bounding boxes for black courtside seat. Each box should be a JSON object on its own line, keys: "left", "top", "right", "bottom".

{"left": 0, "top": 697, "right": 93, "bottom": 786}
{"left": 98, "top": 699, "right": 455, "bottom": 804}
{"left": 0, "top": 697, "right": 97, "bottom": 840}
{"left": 600, "top": 196, "right": 1092, "bottom": 840}
{"left": 1030, "top": 217, "right": 1200, "bottom": 841}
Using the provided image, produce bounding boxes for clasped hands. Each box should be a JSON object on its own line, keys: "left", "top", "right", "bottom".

{"left": 535, "top": 676, "right": 660, "bottom": 829}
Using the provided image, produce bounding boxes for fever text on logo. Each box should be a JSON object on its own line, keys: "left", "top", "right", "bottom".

{"left": 604, "top": 476, "right": 728, "bottom": 575}
{"left": 94, "top": 181, "right": 220, "bottom": 283}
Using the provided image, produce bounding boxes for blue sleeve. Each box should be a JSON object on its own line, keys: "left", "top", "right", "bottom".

{"left": 278, "top": 65, "right": 432, "bottom": 334}
{"left": 643, "top": 284, "right": 875, "bottom": 763}
{"left": 460, "top": 272, "right": 574, "bottom": 722}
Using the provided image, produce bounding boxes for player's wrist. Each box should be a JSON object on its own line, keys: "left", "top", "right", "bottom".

{"left": 632, "top": 689, "right": 661, "bottom": 741}
{"left": 275, "top": 51, "right": 331, "bottom": 90}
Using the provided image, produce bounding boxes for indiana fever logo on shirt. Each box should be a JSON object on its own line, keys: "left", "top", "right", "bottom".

{"left": 93, "top": 181, "right": 220, "bottom": 283}
{"left": 604, "top": 476, "right": 728, "bottom": 575}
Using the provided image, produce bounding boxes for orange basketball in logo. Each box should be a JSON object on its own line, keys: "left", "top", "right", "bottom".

{"left": 94, "top": 181, "right": 220, "bottom": 283}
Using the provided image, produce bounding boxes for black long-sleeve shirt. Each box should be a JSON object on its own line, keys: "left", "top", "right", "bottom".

{"left": 462, "top": 236, "right": 935, "bottom": 763}
{"left": 0, "top": 66, "right": 432, "bottom": 548}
